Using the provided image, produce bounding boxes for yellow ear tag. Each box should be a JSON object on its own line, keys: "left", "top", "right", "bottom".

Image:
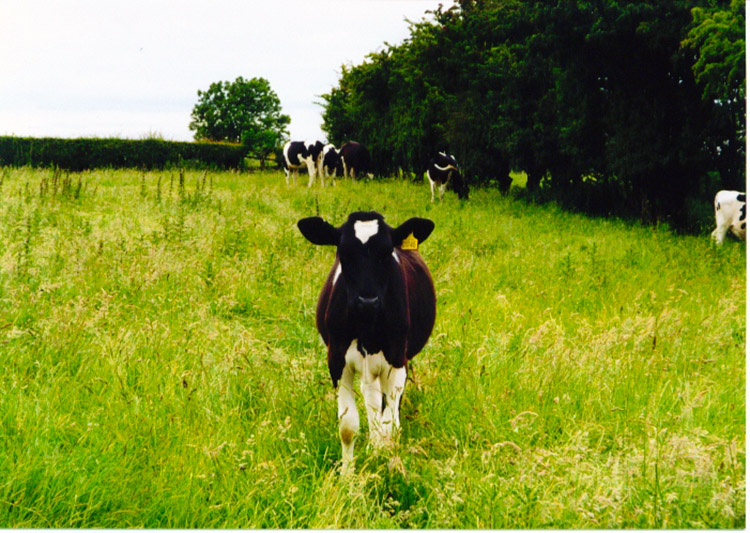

{"left": 401, "top": 233, "right": 418, "bottom": 251}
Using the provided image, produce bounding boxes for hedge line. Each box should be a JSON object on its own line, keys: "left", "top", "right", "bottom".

{"left": 0, "top": 136, "right": 247, "bottom": 171}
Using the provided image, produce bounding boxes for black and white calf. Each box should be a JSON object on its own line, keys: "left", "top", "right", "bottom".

{"left": 711, "top": 190, "right": 746, "bottom": 245}
{"left": 426, "top": 152, "right": 469, "bottom": 201}
{"left": 339, "top": 141, "right": 372, "bottom": 180}
{"left": 282, "top": 140, "right": 325, "bottom": 186}
{"left": 321, "top": 144, "right": 341, "bottom": 184}
{"left": 297, "top": 212, "right": 436, "bottom": 473}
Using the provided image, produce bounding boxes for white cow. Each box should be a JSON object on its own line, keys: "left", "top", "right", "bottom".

{"left": 711, "top": 190, "right": 746, "bottom": 245}
{"left": 282, "top": 140, "right": 325, "bottom": 187}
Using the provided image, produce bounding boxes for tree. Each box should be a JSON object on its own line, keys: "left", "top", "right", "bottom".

{"left": 682, "top": 0, "right": 746, "bottom": 189}
{"left": 189, "top": 76, "right": 290, "bottom": 167}
{"left": 320, "top": 0, "right": 745, "bottom": 229}
{"left": 683, "top": 0, "right": 745, "bottom": 106}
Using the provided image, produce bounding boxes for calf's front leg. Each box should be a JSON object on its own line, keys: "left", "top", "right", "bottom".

{"left": 361, "top": 362, "right": 385, "bottom": 446}
{"left": 379, "top": 365, "right": 407, "bottom": 444}
{"left": 337, "top": 363, "right": 359, "bottom": 474}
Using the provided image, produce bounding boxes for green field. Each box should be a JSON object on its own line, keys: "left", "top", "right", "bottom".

{"left": 0, "top": 167, "right": 744, "bottom": 528}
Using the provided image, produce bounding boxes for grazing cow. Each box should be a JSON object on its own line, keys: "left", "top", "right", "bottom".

{"left": 339, "top": 141, "right": 372, "bottom": 180}
{"left": 426, "top": 152, "right": 469, "bottom": 201}
{"left": 321, "top": 144, "right": 341, "bottom": 184}
{"left": 297, "top": 211, "right": 436, "bottom": 473}
{"left": 282, "top": 140, "right": 325, "bottom": 186}
{"left": 711, "top": 190, "right": 746, "bottom": 245}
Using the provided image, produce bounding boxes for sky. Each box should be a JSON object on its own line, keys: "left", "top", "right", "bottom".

{"left": 0, "top": 0, "right": 450, "bottom": 143}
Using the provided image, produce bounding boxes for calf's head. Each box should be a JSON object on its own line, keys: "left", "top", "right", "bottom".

{"left": 451, "top": 170, "right": 469, "bottom": 200}
{"left": 323, "top": 146, "right": 340, "bottom": 169}
{"left": 297, "top": 212, "right": 434, "bottom": 315}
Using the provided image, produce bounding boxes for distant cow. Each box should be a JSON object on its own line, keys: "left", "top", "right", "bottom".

{"left": 282, "top": 140, "right": 325, "bottom": 186}
{"left": 339, "top": 141, "right": 372, "bottom": 180}
{"left": 426, "top": 152, "right": 469, "bottom": 201}
{"left": 321, "top": 144, "right": 341, "bottom": 184}
{"left": 711, "top": 190, "right": 746, "bottom": 245}
{"left": 297, "top": 211, "right": 436, "bottom": 473}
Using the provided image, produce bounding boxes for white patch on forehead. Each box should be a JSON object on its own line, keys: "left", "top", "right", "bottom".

{"left": 332, "top": 263, "right": 342, "bottom": 285}
{"left": 353, "top": 220, "right": 379, "bottom": 244}
{"left": 392, "top": 250, "right": 400, "bottom": 263}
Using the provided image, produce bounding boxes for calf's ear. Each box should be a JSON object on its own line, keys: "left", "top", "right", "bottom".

{"left": 297, "top": 217, "right": 340, "bottom": 246}
{"left": 393, "top": 217, "right": 435, "bottom": 245}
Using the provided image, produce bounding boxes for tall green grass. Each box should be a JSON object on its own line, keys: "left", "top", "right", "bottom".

{"left": 0, "top": 168, "right": 744, "bottom": 528}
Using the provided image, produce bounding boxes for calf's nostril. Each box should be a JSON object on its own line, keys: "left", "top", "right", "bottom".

{"left": 357, "top": 296, "right": 380, "bottom": 307}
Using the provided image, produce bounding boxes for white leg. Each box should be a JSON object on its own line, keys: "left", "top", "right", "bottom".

{"left": 341, "top": 161, "right": 349, "bottom": 182}
{"left": 337, "top": 364, "right": 359, "bottom": 474}
{"left": 306, "top": 160, "right": 316, "bottom": 187}
{"left": 284, "top": 168, "right": 290, "bottom": 185}
{"left": 360, "top": 365, "right": 384, "bottom": 446}
{"left": 380, "top": 365, "right": 407, "bottom": 445}
{"left": 439, "top": 183, "right": 447, "bottom": 201}
{"left": 711, "top": 226, "right": 727, "bottom": 245}
{"left": 712, "top": 214, "right": 730, "bottom": 245}
{"left": 429, "top": 179, "right": 436, "bottom": 202}
{"left": 317, "top": 158, "right": 324, "bottom": 185}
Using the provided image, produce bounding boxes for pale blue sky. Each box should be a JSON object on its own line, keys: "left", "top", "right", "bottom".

{"left": 0, "top": 0, "right": 449, "bottom": 142}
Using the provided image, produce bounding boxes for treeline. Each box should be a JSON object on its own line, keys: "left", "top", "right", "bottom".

{"left": 0, "top": 136, "right": 246, "bottom": 171}
{"left": 321, "top": 0, "right": 745, "bottom": 230}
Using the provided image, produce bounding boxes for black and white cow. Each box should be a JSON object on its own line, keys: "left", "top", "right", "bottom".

{"left": 426, "top": 152, "right": 469, "bottom": 201}
{"left": 282, "top": 140, "right": 325, "bottom": 186}
{"left": 297, "top": 211, "right": 436, "bottom": 473}
{"left": 339, "top": 141, "right": 372, "bottom": 180}
{"left": 711, "top": 190, "right": 746, "bottom": 245}
{"left": 321, "top": 144, "right": 341, "bottom": 184}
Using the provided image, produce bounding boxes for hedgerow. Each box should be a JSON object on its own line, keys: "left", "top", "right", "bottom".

{"left": 0, "top": 136, "right": 246, "bottom": 170}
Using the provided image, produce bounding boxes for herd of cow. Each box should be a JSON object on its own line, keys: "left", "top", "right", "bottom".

{"left": 288, "top": 138, "right": 745, "bottom": 474}
{"left": 282, "top": 140, "right": 371, "bottom": 186}
{"left": 285, "top": 139, "right": 745, "bottom": 245}
{"left": 282, "top": 139, "right": 468, "bottom": 202}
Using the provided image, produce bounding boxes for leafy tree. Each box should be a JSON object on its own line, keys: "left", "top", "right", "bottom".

{"left": 682, "top": 0, "right": 746, "bottom": 189}
{"left": 189, "top": 76, "right": 290, "bottom": 167}
{"left": 683, "top": 0, "right": 745, "bottom": 105}
{"left": 240, "top": 127, "right": 281, "bottom": 170}
{"left": 321, "top": 0, "right": 745, "bottom": 229}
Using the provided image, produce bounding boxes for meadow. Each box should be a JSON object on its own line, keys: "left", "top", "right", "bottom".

{"left": 0, "top": 167, "right": 744, "bottom": 528}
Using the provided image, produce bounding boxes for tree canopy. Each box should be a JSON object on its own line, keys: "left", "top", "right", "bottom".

{"left": 189, "top": 76, "right": 290, "bottom": 166}
{"left": 321, "top": 0, "right": 745, "bottom": 230}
